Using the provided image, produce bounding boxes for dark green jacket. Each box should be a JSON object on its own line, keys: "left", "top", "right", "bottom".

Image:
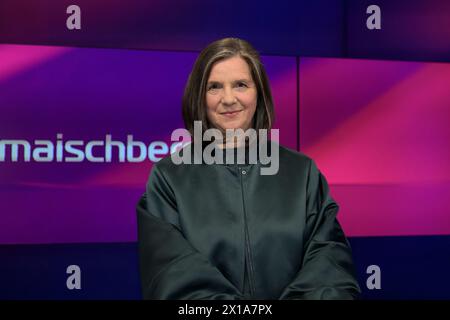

{"left": 137, "top": 141, "right": 361, "bottom": 299}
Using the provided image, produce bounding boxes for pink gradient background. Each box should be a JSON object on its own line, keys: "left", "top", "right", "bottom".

{"left": 300, "top": 58, "right": 450, "bottom": 237}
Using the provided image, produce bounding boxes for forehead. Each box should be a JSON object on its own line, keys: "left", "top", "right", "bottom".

{"left": 207, "top": 56, "right": 252, "bottom": 81}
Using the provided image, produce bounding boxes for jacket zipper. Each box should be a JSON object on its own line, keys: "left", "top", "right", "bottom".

{"left": 238, "top": 166, "right": 256, "bottom": 297}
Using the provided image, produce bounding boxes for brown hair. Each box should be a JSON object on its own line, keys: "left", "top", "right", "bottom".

{"left": 182, "top": 37, "right": 275, "bottom": 136}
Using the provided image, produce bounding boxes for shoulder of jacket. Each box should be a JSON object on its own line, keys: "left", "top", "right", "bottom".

{"left": 150, "top": 143, "right": 192, "bottom": 176}
{"left": 276, "top": 143, "right": 314, "bottom": 167}
{"left": 151, "top": 152, "right": 176, "bottom": 173}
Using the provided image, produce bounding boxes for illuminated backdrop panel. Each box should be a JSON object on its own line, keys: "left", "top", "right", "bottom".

{"left": 0, "top": 44, "right": 297, "bottom": 244}
{"left": 300, "top": 57, "right": 450, "bottom": 237}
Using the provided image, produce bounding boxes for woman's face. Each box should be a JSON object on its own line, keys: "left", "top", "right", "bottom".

{"left": 205, "top": 56, "right": 257, "bottom": 133}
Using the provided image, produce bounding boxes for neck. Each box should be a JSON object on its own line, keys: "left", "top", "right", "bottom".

{"left": 217, "top": 132, "right": 258, "bottom": 149}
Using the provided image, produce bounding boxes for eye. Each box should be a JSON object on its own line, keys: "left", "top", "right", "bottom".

{"left": 207, "top": 83, "right": 220, "bottom": 91}
{"left": 237, "top": 82, "right": 248, "bottom": 88}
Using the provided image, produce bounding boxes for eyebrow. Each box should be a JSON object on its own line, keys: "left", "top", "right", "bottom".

{"left": 207, "top": 79, "right": 253, "bottom": 84}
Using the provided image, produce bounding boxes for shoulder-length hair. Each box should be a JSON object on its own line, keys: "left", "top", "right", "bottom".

{"left": 182, "top": 37, "right": 275, "bottom": 136}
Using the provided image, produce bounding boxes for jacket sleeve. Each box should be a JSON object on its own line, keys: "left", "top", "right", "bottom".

{"left": 279, "top": 159, "right": 361, "bottom": 300}
{"left": 137, "top": 163, "right": 244, "bottom": 300}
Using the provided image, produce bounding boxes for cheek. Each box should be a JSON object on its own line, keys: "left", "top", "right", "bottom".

{"left": 240, "top": 91, "right": 257, "bottom": 111}
{"left": 206, "top": 95, "right": 219, "bottom": 111}
{"left": 205, "top": 97, "right": 219, "bottom": 124}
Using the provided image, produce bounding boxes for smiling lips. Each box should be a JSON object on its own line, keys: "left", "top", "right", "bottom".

{"left": 221, "top": 110, "right": 242, "bottom": 117}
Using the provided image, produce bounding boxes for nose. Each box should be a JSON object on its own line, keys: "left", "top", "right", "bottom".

{"left": 221, "top": 87, "right": 237, "bottom": 106}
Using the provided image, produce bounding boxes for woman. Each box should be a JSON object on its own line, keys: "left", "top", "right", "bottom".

{"left": 137, "top": 38, "right": 361, "bottom": 300}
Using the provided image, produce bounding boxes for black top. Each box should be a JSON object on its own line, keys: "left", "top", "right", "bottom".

{"left": 136, "top": 140, "right": 361, "bottom": 299}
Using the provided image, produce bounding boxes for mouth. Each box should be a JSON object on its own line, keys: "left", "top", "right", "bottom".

{"left": 221, "top": 110, "right": 242, "bottom": 117}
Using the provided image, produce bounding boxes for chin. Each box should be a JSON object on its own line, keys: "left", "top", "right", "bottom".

{"left": 222, "top": 120, "right": 246, "bottom": 129}
{"left": 222, "top": 125, "right": 245, "bottom": 131}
